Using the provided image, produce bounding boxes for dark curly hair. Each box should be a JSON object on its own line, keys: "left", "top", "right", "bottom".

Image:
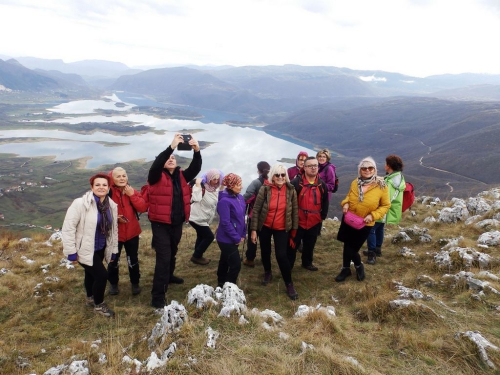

{"left": 385, "top": 155, "right": 404, "bottom": 172}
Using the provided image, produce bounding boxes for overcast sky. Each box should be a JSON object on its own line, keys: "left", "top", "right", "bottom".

{"left": 0, "top": 0, "right": 498, "bottom": 77}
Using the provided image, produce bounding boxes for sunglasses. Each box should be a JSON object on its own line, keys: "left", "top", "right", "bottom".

{"left": 274, "top": 173, "right": 286, "bottom": 178}
{"left": 360, "top": 167, "right": 375, "bottom": 171}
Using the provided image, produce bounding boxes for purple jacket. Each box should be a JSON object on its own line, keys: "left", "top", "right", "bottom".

{"left": 216, "top": 190, "right": 246, "bottom": 244}
{"left": 318, "top": 162, "right": 336, "bottom": 201}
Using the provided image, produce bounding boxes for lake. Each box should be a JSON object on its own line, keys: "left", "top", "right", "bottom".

{"left": 0, "top": 93, "right": 316, "bottom": 187}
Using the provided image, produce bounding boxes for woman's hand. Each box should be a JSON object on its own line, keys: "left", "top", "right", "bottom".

{"left": 364, "top": 214, "right": 374, "bottom": 224}
{"left": 237, "top": 237, "right": 245, "bottom": 245}
{"left": 170, "top": 133, "right": 183, "bottom": 149}
{"left": 123, "top": 184, "right": 134, "bottom": 197}
{"left": 188, "top": 135, "right": 200, "bottom": 152}
{"left": 251, "top": 231, "right": 257, "bottom": 244}
{"left": 195, "top": 178, "right": 202, "bottom": 187}
{"left": 342, "top": 203, "right": 349, "bottom": 214}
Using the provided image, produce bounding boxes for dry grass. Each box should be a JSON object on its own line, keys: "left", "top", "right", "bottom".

{"left": 1, "top": 198, "right": 500, "bottom": 374}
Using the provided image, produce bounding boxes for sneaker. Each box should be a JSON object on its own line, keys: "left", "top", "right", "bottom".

{"left": 302, "top": 264, "right": 318, "bottom": 271}
{"left": 131, "top": 283, "right": 141, "bottom": 295}
{"left": 85, "top": 296, "right": 94, "bottom": 307}
{"left": 109, "top": 283, "right": 119, "bottom": 295}
{"left": 243, "top": 259, "right": 255, "bottom": 268}
{"left": 191, "top": 256, "right": 210, "bottom": 265}
{"left": 94, "top": 302, "right": 115, "bottom": 317}
{"left": 169, "top": 275, "right": 184, "bottom": 284}
{"left": 262, "top": 271, "right": 273, "bottom": 285}
{"left": 367, "top": 252, "right": 376, "bottom": 265}
{"left": 286, "top": 283, "right": 298, "bottom": 300}
{"left": 355, "top": 263, "right": 365, "bottom": 281}
{"left": 335, "top": 267, "right": 352, "bottom": 282}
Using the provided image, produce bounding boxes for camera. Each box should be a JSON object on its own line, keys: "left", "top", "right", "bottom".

{"left": 177, "top": 134, "right": 192, "bottom": 151}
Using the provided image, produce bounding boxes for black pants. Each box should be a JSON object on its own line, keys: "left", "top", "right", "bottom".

{"left": 245, "top": 217, "right": 259, "bottom": 261}
{"left": 107, "top": 236, "right": 140, "bottom": 285}
{"left": 259, "top": 225, "right": 293, "bottom": 285}
{"left": 337, "top": 217, "right": 371, "bottom": 268}
{"left": 189, "top": 221, "right": 214, "bottom": 258}
{"left": 150, "top": 221, "right": 183, "bottom": 303}
{"left": 289, "top": 223, "right": 321, "bottom": 268}
{"left": 79, "top": 249, "right": 107, "bottom": 305}
{"left": 217, "top": 241, "right": 241, "bottom": 285}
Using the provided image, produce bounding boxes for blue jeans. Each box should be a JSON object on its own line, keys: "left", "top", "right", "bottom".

{"left": 367, "top": 222, "right": 385, "bottom": 251}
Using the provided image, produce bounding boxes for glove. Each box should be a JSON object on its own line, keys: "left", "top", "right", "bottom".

{"left": 289, "top": 229, "right": 297, "bottom": 249}
{"left": 111, "top": 253, "right": 117, "bottom": 261}
{"left": 67, "top": 253, "right": 77, "bottom": 262}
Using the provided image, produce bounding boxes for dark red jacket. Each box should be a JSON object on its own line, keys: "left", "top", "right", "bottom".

{"left": 108, "top": 184, "right": 148, "bottom": 242}
{"left": 148, "top": 171, "right": 191, "bottom": 224}
{"left": 291, "top": 172, "right": 329, "bottom": 229}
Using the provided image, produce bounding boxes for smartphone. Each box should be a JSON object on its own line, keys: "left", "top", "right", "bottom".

{"left": 177, "top": 134, "right": 192, "bottom": 151}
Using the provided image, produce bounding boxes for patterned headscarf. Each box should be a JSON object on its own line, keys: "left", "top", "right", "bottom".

{"left": 205, "top": 169, "right": 221, "bottom": 192}
{"left": 357, "top": 157, "right": 386, "bottom": 201}
{"left": 222, "top": 173, "right": 242, "bottom": 192}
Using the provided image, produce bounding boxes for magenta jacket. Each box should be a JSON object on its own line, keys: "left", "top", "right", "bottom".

{"left": 318, "top": 162, "right": 336, "bottom": 201}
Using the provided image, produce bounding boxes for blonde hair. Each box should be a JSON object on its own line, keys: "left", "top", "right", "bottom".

{"left": 316, "top": 149, "right": 331, "bottom": 161}
{"left": 112, "top": 167, "right": 126, "bottom": 177}
{"left": 269, "top": 164, "right": 290, "bottom": 184}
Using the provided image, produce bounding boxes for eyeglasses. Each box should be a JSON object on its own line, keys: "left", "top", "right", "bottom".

{"left": 305, "top": 165, "right": 318, "bottom": 169}
{"left": 360, "top": 167, "right": 375, "bottom": 171}
{"left": 274, "top": 173, "right": 286, "bottom": 178}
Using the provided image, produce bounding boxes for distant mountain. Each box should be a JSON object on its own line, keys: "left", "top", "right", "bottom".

{"left": 267, "top": 97, "right": 500, "bottom": 194}
{"left": 16, "top": 57, "right": 141, "bottom": 78}
{"left": 0, "top": 59, "right": 60, "bottom": 91}
{"left": 34, "top": 69, "right": 87, "bottom": 87}
{"left": 431, "top": 84, "right": 500, "bottom": 101}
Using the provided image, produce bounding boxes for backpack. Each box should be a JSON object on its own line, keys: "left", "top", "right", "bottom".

{"left": 401, "top": 182, "right": 415, "bottom": 212}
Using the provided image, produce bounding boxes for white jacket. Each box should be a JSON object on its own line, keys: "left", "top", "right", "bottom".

{"left": 62, "top": 191, "right": 118, "bottom": 266}
{"left": 189, "top": 186, "right": 219, "bottom": 226}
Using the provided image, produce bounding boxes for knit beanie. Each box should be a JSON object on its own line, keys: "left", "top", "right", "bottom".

{"left": 357, "top": 157, "right": 377, "bottom": 177}
{"left": 222, "top": 173, "right": 242, "bottom": 191}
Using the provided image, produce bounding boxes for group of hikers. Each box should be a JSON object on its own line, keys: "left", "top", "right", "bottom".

{"left": 61, "top": 133, "right": 406, "bottom": 317}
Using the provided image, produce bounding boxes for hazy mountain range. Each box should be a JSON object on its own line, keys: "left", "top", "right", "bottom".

{"left": 1, "top": 55, "right": 500, "bottom": 199}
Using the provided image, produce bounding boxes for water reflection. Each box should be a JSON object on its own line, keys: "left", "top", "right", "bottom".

{"left": 0, "top": 96, "right": 315, "bottom": 186}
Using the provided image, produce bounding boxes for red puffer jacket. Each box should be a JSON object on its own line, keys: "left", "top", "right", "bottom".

{"left": 108, "top": 183, "right": 148, "bottom": 242}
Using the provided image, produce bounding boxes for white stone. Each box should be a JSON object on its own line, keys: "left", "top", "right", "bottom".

{"left": 393, "top": 281, "right": 432, "bottom": 300}
{"left": 455, "top": 331, "right": 499, "bottom": 369}
{"left": 423, "top": 216, "right": 436, "bottom": 224}
{"left": 475, "top": 219, "right": 500, "bottom": 229}
{"left": 478, "top": 271, "right": 500, "bottom": 281}
{"left": 238, "top": 315, "right": 249, "bottom": 325}
{"left": 301, "top": 341, "right": 314, "bottom": 354}
{"left": 399, "top": 247, "right": 416, "bottom": 257}
{"left": 467, "top": 197, "right": 492, "bottom": 215}
{"left": 187, "top": 284, "right": 217, "bottom": 309}
{"left": 122, "top": 356, "right": 142, "bottom": 373}
{"left": 478, "top": 231, "right": 500, "bottom": 246}
{"left": 465, "top": 215, "right": 482, "bottom": 225}
{"left": 19, "top": 237, "right": 32, "bottom": 242}
{"left": 216, "top": 282, "right": 247, "bottom": 318}
{"left": 392, "top": 232, "right": 412, "bottom": 243}
{"left": 148, "top": 301, "right": 188, "bottom": 348}
{"left": 206, "top": 327, "right": 219, "bottom": 348}
{"left": 279, "top": 332, "right": 290, "bottom": 340}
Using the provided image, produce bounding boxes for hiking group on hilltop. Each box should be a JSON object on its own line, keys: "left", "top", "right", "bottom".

{"left": 61, "top": 133, "right": 409, "bottom": 317}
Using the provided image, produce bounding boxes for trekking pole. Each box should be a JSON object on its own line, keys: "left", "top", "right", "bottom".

{"left": 241, "top": 203, "right": 251, "bottom": 260}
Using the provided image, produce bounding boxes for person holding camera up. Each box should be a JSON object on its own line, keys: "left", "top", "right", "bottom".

{"left": 147, "top": 133, "right": 202, "bottom": 308}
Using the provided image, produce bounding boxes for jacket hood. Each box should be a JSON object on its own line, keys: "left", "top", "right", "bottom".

{"left": 296, "top": 151, "right": 309, "bottom": 167}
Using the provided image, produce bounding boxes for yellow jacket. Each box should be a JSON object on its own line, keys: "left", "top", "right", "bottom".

{"left": 341, "top": 179, "right": 391, "bottom": 226}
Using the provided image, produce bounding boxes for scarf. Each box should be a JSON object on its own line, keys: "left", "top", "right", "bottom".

{"left": 205, "top": 169, "right": 221, "bottom": 192}
{"left": 96, "top": 195, "right": 112, "bottom": 236}
{"left": 357, "top": 176, "right": 387, "bottom": 202}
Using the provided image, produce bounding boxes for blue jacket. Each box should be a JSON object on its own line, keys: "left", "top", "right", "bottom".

{"left": 216, "top": 190, "right": 246, "bottom": 244}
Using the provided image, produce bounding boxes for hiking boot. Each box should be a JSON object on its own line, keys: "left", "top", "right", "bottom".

{"left": 286, "top": 283, "right": 298, "bottom": 300}
{"left": 151, "top": 298, "right": 165, "bottom": 309}
{"left": 131, "top": 283, "right": 141, "bottom": 295}
{"left": 85, "top": 296, "right": 94, "bottom": 307}
{"left": 243, "top": 259, "right": 255, "bottom": 268}
{"left": 191, "top": 256, "right": 210, "bottom": 265}
{"left": 356, "top": 263, "right": 365, "bottom": 281}
{"left": 109, "top": 283, "right": 119, "bottom": 295}
{"left": 335, "top": 267, "right": 352, "bottom": 282}
{"left": 375, "top": 247, "right": 382, "bottom": 257}
{"left": 367, "top": 252, "right": 376, "bottom": 265}
{"left": 169, "top": 275, "right": 184, "bottom": 284}
{"left": 302, "top": 264, "right": 318, "bottom": 271}
{"left": 94, "top": 302, "right": 115, "bottom": 317}
{"left": 262, "top": 271, "right": 273, "bottom": 285}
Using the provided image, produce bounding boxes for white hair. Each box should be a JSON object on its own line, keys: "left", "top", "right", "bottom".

{"left": 269, "top": 163, "right": 290, "bottom": 184}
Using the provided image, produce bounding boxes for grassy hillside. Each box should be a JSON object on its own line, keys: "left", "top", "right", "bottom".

{"left": 1, "top": 191, "right": 500, "bottom": 374}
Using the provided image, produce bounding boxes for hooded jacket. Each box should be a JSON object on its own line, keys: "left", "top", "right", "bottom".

{"left": 216, "top": 189, "right": 246, "bottom": 244}
{"left": 190, "top": 184, "right": 219, "bottom": 226}
{"left": 291, "top": 172, "right": 329, "bottom": 229}
{"left": 378, "top": 171, "right": 406, "bottom": 224}
{"left": 250, "top": 181, "right": 298, "bottom": 232}
{"left": 107, "top": 171, "right": 148, "bottom": 242}
{"left": 62, "top": 191, "right": 118, "bottom": 266}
